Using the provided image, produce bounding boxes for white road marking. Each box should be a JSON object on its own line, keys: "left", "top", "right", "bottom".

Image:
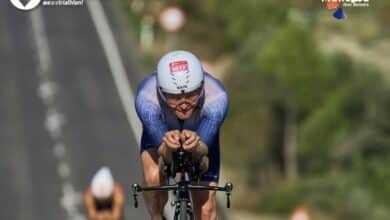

{"left": 86, "top": 0, "right": 142, "bottom": 143}
{"left": 86, "top": 1, "right": 174, "bottom": 218}
{"left": 30, "top": 8, "right": 85, "bottom": 220}
{"left": 38, "top": 80, "right": 58, "bottom": 105}
{"left": 61, "top": 182, "right": 86, "bottom": 220}
{"left": 45, "top": 109, "right": 66, "bottom": 140}
{"left": 58, "top": 161, "right": 71, "bottom": 179}
{"left": 53, "top": 143, "right": 67, "bottom": 159}
{"left": 30, "top": 8, "right": 51, "bottom": 76}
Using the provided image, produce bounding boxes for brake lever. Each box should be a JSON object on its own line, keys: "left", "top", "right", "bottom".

{"left": 132, "top": 183, "right": 140, "bottom": 208}
{"left": 225, "top": 182, "right": 233, "bottom": 208}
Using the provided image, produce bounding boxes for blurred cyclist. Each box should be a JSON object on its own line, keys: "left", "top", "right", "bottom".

{"left": 84, "top": 167, "right": 124, "bottom": 220}
{"left": 135, "top": 50, "right": 228, "bottom": 220}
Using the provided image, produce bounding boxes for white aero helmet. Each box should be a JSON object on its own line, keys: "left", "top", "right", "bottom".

{"left": 91, "top": 167, "right": 114, "bottom": 199}
{"left": 157, "top": 50, "right": 204, "bottom": 94}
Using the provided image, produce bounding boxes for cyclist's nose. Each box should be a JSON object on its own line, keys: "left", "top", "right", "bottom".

{"left": 179, "top": 102, "right": 190, "bottom": 110}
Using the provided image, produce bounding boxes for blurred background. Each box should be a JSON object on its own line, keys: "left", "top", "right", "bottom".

{"left": 1, "top": 0, "right": 389, "bottom": 219}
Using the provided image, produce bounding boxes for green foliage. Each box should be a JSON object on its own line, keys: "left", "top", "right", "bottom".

{"left": 259, "top": 172, "right": 390, "bottom": 220}
{"left": 259, "top": 182, "right": 305, "bottom": 214}
{"left": 222, "top": 0, "right": 289, "bottom": 42}
{"left": 178, "top": 0, "right": 235, "bottom": 57}
{"left": 224, "top": 28, "right": 390, "bottom": 217}
{"left": 256, "top": 21, "right": 334, "bottom": 113}
{"left": 221, "top": 36, "right": 283, "bottom": 186}
{"left": 299, "top": 63, "right": 390, "bottom": 174}
{"left": 222, "top": 68, "right": 275, "bottom": 186}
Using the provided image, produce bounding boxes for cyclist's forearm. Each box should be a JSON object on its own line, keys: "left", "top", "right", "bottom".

{"left": 111, "top": 202, "right": 124, "bottom": 220}
{"left": 158, "top": 142, "right": 173, "bottom": 163}
{"left": 111, "top": 209, "right": 122, "bottom": 220}
{"left": 197, "top": 141, "right": 208, "bottom": 155}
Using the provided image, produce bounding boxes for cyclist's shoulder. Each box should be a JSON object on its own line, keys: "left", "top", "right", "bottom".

{"left": 135, "top": 72, "right": 158, "bottom": 103}
{"left": 136, "top": 72, "right": 157, "bottom": 94}
{"left": 84, "top": 186, "right": 92, "bottom": 196}
{"left": 203, "top": 72, "right": 228, "bottom": 107}
{"left": 113, "top": 183, "right": 125, "bottom": 204}
{"left": 83, "top": 187, "right": 94, "bottom": 205}
{"left": 135, "top": 73, "right": 160, "bottom": 115}
{"left": 113, "top": 182, "right": 124, "bottom": 193}
{"left": 204, "top": 72, "right": 226, "bottom": 92}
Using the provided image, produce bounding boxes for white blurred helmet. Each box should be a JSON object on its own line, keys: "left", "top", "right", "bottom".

{"left": 91, "top": 167, "right": 114, "bottom": 199}
{"left": 157, "top": 50, "right": 204, "bottom": 94}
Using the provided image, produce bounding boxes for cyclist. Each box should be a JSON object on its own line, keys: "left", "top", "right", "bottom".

{"left": 135, "top": 50, "right": 228, "bottom": 220}
{"left": 84, "top": 167, "right": 125, "bottom": 220}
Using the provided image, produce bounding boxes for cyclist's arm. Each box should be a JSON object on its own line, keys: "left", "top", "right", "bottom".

{"left": 95, "top": 211, "right": 112, "bottom": 220}
{"left": 157, "top": 142, "right": 170, "bottom": 161}
{"left": 111, "top": 184, "right": 125, "bottom": 220}
{"left": 196, "top": 93, "right": 228, "bottom": 147}
{"left": 84, "top": 188, "right": 99, "bottom": 220}
{"left": 135, "top": 90, "right": 168, "bottom": 148}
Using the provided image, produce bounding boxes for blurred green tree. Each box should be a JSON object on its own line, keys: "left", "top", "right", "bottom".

{"left": 255, "top": 21, "right": 335, "bottom": 181}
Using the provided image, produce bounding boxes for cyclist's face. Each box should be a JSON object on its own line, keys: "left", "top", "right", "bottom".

{"left": 94, "top": 195, "right": 112, "bottom": 203}
{"left": 165, "top": 88, "right": 201, "bottom": 120}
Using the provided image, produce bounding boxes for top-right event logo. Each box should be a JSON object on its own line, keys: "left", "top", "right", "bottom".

{"left": 322, "top": 0, "right": 370, "bottom": 20}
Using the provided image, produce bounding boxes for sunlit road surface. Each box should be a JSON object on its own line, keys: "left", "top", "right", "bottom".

{"left": 0, "top": 1, "right": 148, "bottom": 219}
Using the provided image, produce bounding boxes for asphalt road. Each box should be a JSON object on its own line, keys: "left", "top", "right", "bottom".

{"left": 0, "top": 1, "right": 148, "bottom": 219}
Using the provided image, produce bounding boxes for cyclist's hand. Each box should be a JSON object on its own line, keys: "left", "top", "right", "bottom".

{"left": 181, "top": 130, "right": 200, "bottom": 152}
{"left": 95, "top": 211, "right": 112, "bottom": 220}
{"left": 163, "top": 130, "right": 181, "bottom": 150}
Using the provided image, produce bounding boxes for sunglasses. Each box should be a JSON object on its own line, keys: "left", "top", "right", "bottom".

{"left": 164, "top": 87, "right": 203, "bottom": 107}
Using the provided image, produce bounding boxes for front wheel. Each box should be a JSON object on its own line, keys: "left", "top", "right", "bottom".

{"left": 179, "top": 200, "right": 189, "bottom": 220}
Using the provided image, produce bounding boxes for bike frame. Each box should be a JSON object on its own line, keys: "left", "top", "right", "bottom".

{"left": 132, "top": 148, "right": 233, "bottom": 219}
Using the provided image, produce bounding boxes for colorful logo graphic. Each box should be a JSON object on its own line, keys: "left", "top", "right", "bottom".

{"left": 326, "top": 0, "right": 340, "bottom": 9}
{"left": 169, "top": 61, "right": 189, "bottom": 75}
{"left": 332, "top": 7, "right": 346, "bottom": 20}
{"left": 323, "top": 0, "right": 345, "bottom": 20}
{"left": 322, "top": 0, "right": 370, "bottom": 20}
